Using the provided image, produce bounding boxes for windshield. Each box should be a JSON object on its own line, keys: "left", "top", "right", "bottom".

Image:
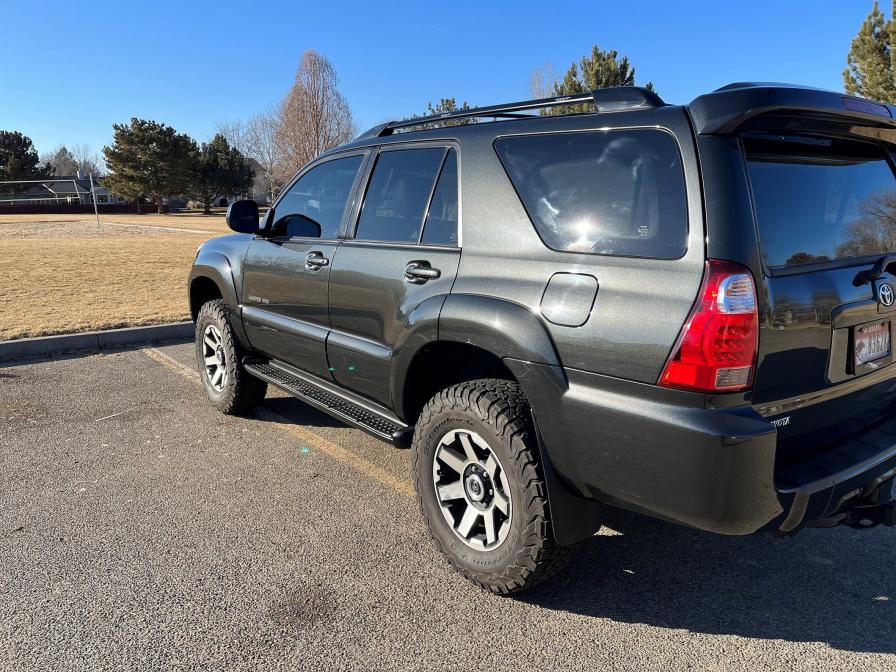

{"left": 744, "top": 134, "right": 896, "bottom": 269}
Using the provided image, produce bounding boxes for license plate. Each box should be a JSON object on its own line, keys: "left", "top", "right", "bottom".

{"left": 855, "top": 320, "right": 891, "bottom": 367}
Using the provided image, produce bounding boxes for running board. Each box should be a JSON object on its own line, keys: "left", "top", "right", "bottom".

{"left": 244, "top": 361, "right": 412, "bottom": 447}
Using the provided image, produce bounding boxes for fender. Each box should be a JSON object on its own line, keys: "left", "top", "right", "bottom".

{"left": 390, "top": 293, "right": 562, "bottom": 421}
{"left": 439, "top": 294, "right": 600, "bottom": 545}
{"left": 189, "top": 236, "right": 251, "bottom": 348}
{"left": 438, "top": 294, "right": 562, "bottom": 366}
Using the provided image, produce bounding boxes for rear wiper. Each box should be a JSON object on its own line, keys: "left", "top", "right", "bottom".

{"left": 853, "top": 254, "right": 896, "bottom": 286}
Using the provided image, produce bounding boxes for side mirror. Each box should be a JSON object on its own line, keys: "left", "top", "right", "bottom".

{"left": 225, "top": 200, "right": 259, "bottom": 234}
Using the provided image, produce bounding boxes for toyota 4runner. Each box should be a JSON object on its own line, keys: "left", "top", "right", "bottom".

{"left": 189, "top": 83, "right": 896, "bottom": 594}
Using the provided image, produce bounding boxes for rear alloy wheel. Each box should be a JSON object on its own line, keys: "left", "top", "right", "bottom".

{"left": 194, "top": 299, "right": 267, "bottom": 415}
{"left": 433, "top": 429, "right": 513, "bottom": 551}
{"left": 412, "top": 379, "right": 576, "bottom": 594}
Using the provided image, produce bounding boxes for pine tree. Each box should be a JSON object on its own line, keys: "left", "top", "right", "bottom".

{"left": 103, "top": 119, "right": 196, "bottom": 214}
{"left": 189, "top": 134, "right": 254, "bottom": 214}
{"left": 0, "top": 131, "right": 52, "bottom": 181}
{"left": 844, "top": 1, "right": 896, "bottom": 102}
{"left": 43, "top": 146, "right": 78, "bottom": 176}
{"left": 549, "top": 46, "right": 654, "bottom": 114}
{"left": 414, "top": 98, "right": 473, "bottom": 128}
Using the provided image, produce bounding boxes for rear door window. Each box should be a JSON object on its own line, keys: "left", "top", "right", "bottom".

{"left": 494, "top": 129, "right": 687, "bottom": 258}
{"left": 421, "top": 149, "right": 458, "bottom": 246}
{"left": 744, "top": 135, "right": 896, "bottom": 269}
{"left": 355, "top": 148, "right": 445, "bottom": 243}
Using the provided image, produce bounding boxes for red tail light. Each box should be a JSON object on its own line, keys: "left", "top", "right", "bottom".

{"left": 659, "top": 260, "right": 759, "bottom": 393}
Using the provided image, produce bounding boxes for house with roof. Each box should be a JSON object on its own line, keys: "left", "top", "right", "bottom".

{"left": 0, "top": 171, "right": 125, "bottom": 206}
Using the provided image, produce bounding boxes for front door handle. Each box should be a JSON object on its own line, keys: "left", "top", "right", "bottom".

{"left": 305, "top": 251, "right": 330, "bottom": 270}
{"left": 405, "top": 261, "right": 441, "bottom": 283}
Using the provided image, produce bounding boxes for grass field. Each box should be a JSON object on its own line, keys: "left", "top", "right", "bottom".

{"left": 0, "top": 217, "right": 231, "bottom": 341}
{"left": 0, "top": 211, "right": 232, "bottom": 234}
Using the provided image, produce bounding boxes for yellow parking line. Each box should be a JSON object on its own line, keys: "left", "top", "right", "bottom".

{"left": 255, "top": 408, "right": 415, "bottom": 498}
{"left": 142, "top": 346, "right": 414, "bottom": 499}
{"left": 143, "top": 347, "right": 199, "bottom": 379}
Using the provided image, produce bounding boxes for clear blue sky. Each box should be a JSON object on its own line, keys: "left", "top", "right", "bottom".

{"left": 0, "top": 0, "right": 879, "bottom": 156}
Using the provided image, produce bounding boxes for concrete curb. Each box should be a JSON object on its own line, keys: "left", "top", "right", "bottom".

{"left": 0, "top": 322, "right": 194, "bottom": 362}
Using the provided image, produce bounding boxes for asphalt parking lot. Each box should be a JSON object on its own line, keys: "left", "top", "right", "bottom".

{"left": 2, "top": 342, "right": 895, "bottom": 671}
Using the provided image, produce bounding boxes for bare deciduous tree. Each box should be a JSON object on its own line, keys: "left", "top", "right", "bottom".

{"left": 71, "top": 144, "right": 105, "bottom": 176}
{"left": 277, "top": 50, "right": 356, "bottom": 175}
{"left": 836, "top": 189, "right": 896, "bottom": 259}
{"left": 246, "top": 107, "right": 288, "bottom": 203}
{"left": 215, "top": 119, "right": 250, "bottom": 157}
{"left": 41, "top": 144, "right": 105, "bottom": 176}
{"left": 529, "top": 61, "right": 558, "bottom": 99}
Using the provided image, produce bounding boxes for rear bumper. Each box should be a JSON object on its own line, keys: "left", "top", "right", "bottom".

{"left": 507, "top": 360, "right": 896, "bottom": 538}
{"left": 776, "top": 420, "right": 896, "bottom": 533}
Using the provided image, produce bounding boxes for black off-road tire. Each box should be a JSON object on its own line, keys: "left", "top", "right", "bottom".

{"left": 194, "top": 299, "right": 267, "bottom": 415}
{"left": 411, "top": 379, "right": 576, "bottom": 594}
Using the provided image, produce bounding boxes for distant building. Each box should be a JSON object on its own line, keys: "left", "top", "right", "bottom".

{"left": 0, "top": 171, "right": 125, "bottom": 206}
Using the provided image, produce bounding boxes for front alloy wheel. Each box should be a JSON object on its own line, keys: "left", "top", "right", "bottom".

{"left": 194, "top": 299, "right": 267, "bottom": 415}
{"left": 201, "top": 324, "right": 228, "bottom": 392}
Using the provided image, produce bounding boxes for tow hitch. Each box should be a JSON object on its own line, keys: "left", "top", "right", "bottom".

{"left": 808, "top": 478, "right": 896, "bottom": 530}
{"left": 843, "top": 501, "right": 896, "bottom": 529}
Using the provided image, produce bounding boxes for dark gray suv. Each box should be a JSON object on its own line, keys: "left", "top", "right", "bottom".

{"left": 189, "top": 83, "right": 896, "bottom": 593}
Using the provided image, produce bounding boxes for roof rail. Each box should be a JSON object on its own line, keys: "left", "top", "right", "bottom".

{"left": 355, "top": 86, "right": 665, "bottom": 140}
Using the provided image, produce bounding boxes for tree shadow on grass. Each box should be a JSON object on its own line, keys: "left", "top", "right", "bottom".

{"left": 522, "top": 507, "right": 896, "bottom": 654}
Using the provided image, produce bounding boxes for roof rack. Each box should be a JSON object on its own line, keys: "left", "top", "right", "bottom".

{"left": 356, "top": 86, "right": 665, "bottom": 140}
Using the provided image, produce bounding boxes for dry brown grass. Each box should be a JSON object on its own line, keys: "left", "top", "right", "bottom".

{"left": 0, "top": 212, "right": 231, "bottom": 235}
{"left": 0, "top": 220, "right": 223, "bottom": 341}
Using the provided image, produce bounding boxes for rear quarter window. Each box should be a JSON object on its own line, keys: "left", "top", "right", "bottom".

{"left": 494, "top": 129, "right": 688, "bottom": 259}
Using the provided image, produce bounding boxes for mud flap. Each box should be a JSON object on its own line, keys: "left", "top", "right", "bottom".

{"left": 532, "top": 413, "right": 604, "bottom": 545}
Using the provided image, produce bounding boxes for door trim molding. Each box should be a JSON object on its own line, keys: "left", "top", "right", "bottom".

{"left": 242, "top": 305, "right": 328, "bottom": 343}
{"left": 327, "top": 328, "right": 391, "bottom": 361}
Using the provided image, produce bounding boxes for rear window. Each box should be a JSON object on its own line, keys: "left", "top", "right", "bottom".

{"left": 494, "top": 130, "right": 688, "bottom": 259}
{"left": 744, "top": 135, "right": 896, "bottom": 269}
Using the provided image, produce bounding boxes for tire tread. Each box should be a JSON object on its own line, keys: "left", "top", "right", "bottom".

{"left": 412, "top": 378, "right": 576, "bottom": 594}
{"left": 195, "top": 300, "right": 267, "bottom": 415}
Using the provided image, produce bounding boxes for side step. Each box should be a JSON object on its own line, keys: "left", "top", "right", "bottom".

{"left": 244, "top": 361, "right": 413, "bottom": 447}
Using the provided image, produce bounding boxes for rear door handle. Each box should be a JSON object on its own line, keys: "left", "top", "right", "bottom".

{"left": 405, "top": 261, "right": 441, "bottom": 283}
{"left": 305, "top": 252, "right": 329, "bottom": 269}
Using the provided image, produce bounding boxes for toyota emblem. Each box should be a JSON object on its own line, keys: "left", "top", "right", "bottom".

{"left": 879, "top": 283, "right": 895, "bottom": 307}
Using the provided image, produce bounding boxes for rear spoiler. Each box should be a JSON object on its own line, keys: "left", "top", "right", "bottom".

{"left": 688, "top": 82, "right": 896, "bottom": 136}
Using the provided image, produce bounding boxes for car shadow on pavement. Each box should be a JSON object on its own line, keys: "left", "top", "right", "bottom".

{"left": 522, "top": 507, "right": 896, "bottom": 654}
{"left": 257, "top": 396, "right": 348, "bottom": 429}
